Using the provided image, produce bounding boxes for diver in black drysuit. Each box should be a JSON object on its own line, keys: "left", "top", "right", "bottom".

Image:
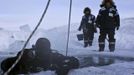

{"left": 1, "top": 38, "right": 79, "bottom": 75}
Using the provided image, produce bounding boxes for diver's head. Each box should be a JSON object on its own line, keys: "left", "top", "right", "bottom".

{"left": 35, "top": 38, "right": 51, "bottom": 51}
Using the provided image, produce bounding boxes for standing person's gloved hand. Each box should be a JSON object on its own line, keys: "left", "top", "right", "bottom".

{"left": 94, "top": 29, "right": 97, "bottom": 33}
{"left": 94, "top": 24, "right": 98, "bottom": 33}
{"left": 94, "top": 26, "right": 97, "bottom": 33}
{"left": 116, "top": 26, "right": 120, "bottom": 30}
{"left": 96, "top": 24, "right": 101, "bottom": 28}
{"left": 78, "top": 28, "right": 81, "bottom": 31}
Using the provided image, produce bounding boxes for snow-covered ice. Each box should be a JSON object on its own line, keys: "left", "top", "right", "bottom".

{"left": 0, "top": 18, "right": 134, "bottom": 75}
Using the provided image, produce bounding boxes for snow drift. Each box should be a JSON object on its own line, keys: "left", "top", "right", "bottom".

{"left": 0, "top": 18, "right": 134, "bottom": 75}
{"left": 0, "top": 18, "right": 134, "bottom": 54}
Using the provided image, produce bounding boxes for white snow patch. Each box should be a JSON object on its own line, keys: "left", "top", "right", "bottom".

{"left": 0, "top": 18, "right": 134, "bottom": 75}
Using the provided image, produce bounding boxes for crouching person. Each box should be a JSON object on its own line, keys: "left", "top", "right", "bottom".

{"left": 1, "top": 38, "right": 79, "bottom": 75}
{"left": 78, "top": 7, "right": 97, "bottom": 47}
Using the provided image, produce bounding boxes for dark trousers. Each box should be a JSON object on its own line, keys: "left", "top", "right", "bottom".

{"left": 83, "top": 29, "right": 94, "bottom": 45}
{"left": 99, "top": 29, "right": 116, "bottom": 51}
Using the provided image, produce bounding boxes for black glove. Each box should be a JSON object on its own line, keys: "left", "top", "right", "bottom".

{"left": 96, "top": 24, "right": 101, "bottom": 28}
{"left": 94, "top": 27, "right": 97, "bottom": 33}
{"left": 116, "top": 26, "right": 119, "bottom": 30}
{"left": 94, "top": 29, "right": 97, "bottom": 33}
{"left": 78, "top": 28, "right": 81, "bottom": 31}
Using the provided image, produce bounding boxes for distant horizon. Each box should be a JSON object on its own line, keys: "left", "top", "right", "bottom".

{"left": 0, "top": 17, "right": 134, "bottom": 31}
{"left": 0, "top": 0, "right": 134, "bottom": 30}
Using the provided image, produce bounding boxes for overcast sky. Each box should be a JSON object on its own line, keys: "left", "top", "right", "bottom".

{"left": 0, "top": 0, "right": 134, "bottom": 30}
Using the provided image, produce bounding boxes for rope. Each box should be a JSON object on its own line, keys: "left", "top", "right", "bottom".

{"left": 3, "top": 0, "right": 51, "bottom": 75}
{"left": 66, "top": 0, "right": 72, "bottom": 56}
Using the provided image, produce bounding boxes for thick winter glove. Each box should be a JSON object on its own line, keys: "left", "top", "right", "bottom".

{"left": 78, "top": 28, "right": 81, "bottom": 31}
{"left": 94, "top": 29, "right": 97, "bottom": 33}
{"left": 94, "top": 27, "right": 97, "bottom": 33}
{"left": 116, "top": 26, "right": 119, "bottom": 30}
{"left": 96, "top": 24, "right": 101, "bottom": 28}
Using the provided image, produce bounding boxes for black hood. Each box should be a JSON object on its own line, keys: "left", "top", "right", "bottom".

{"left": 83, "top": 7, "right": 91, "bottom": 15}
{"left": 100, "top": 4, "right": 116, "bottom": 8}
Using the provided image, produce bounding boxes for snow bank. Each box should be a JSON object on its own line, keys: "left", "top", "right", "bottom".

{"left": 116, "top": 18, "right": 134, "bottom": 50}
{"left": 0, "top": 25, "right": 31, "bottom": 52}
{"left": 0, "top": 18, "right": 134, "bottom": 53}
{"left": 0, "top": 18, "right": 134, "bottom": 75}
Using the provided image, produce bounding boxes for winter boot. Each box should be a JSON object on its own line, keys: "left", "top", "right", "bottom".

{"left": 84, "top": 42, "right": 88, "bottom": 48}
{"left": 88, "top": 41, "right": 93, "bottom": 46}
{"left": 109, "top": 42, "right": 115, "bottom": 52}
{"left": 99, "top": 42, "right": 105, "bottom": 52}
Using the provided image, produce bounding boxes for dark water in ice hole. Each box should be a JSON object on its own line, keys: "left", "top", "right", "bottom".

{"left": 0, "top": 54, "right": 134, "bottom": 74}
{"left": 77, "top": 55, "right": 134, "bottom": 68}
